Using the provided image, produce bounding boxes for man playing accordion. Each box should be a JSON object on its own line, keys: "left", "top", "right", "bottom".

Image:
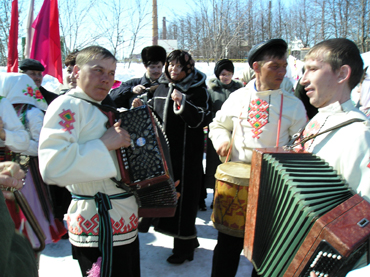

{"left": 39, "top": 46, "right": 140, "bottom": 277}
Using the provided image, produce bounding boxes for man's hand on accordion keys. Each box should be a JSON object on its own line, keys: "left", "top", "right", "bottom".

{"left": 100, "top": 119, "right": 131, "bottom": 151}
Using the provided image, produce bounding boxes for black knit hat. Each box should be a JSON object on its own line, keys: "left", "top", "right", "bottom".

{"left": 19, "top": 59, "right": 45, "bottom": 71}
{"left": 248, "top": 38, "right": 287, "bottom": 68}
{"left": 165, "top": 50, "right": 195, "bottom": 83}
{"left": 141, "top": 45, "right": 167, "bottom": 66}
{"left": 214, "top": 59, "right": 234, "bottom": 79}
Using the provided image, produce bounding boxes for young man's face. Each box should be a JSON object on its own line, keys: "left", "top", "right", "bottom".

{"left": 146, "top": 61, "right": 164, "bottom": 81}
{"left": 73, "top": 57, "right": 116, "bottom": 101}
{"left": 300, "top": 58, "right": 340, "bottom": 108}
{"left": 255, "top": 55, "right": 287, "bottom": 90}
{"left": 24, "top": 70, "right": 43, "bottom": 87}
{"left": 66, "top": 65, "right": 77, "bottom": 89}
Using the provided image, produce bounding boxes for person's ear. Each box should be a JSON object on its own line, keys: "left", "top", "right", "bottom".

{"left": 73, "top": 65, "right": 80, "bottom": 79}
{"left": 252, "top": 61, "right": 260, "bottom": 73}
{"left": 337, "top": 65, "right": 351, "bottom": 84}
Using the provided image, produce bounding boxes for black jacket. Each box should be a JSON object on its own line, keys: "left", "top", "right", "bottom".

{"left": 110, "top": 74, "right": 162, "bottom": 109}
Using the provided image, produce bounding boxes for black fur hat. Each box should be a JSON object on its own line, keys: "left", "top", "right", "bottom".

{"left": 214, "top": 59, "right": 234, "bottom": 79}
{"left": 141, "top": 45, "right": 167, "bottom": 66}
{"left": 19, "top": 59, "right": 45, "bottom": 71}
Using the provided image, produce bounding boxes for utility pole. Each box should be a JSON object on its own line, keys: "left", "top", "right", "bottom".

{"left": 152, "top": 0, "right": 158, "bottom": 45}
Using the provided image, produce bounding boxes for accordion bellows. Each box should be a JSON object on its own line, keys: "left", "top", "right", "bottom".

{"left": 245, "top": 148, "right": 370, "bottom": 277}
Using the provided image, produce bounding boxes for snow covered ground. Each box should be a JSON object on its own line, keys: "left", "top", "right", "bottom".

{"left": 38, "top": 188, "right": 254, "bottom": 277}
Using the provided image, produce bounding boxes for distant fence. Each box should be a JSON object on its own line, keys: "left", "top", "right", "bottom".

{"left": 194, "top": 59, "right": 248, "bottom": 63}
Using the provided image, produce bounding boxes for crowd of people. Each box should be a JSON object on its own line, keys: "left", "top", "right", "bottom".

{"left": 0, "top": 37, "right": 369, "bottom": 277}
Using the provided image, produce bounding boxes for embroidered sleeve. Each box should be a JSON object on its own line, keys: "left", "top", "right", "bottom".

{"left": 39, "top": 97, "right": 117, "bottom": 186}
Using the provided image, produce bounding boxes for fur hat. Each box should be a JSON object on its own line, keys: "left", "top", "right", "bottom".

{"left": 19, "top": 59, "right": 45, "bottom": 72}
{"left": 164, "top": 50, "right": 195, "bottom": 83}
{"left": 214, "top": 59, "right": 234, "bottom": 79}
{"left": 141, "top": 45, "right": 167, "bottom": 66}
{"left": 248, "top": 38, "right": 287, "bottom": 68}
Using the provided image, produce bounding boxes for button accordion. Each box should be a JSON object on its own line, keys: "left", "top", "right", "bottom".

{"left": 244, "top": 148, "right": 370, "bottom": 277}
{"left": 104, "top": 105, "right": 177, "bottom": 218}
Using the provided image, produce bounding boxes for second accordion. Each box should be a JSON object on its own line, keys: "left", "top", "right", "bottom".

{"left": 244, "top": 148, "right": 370, "bottom": 277}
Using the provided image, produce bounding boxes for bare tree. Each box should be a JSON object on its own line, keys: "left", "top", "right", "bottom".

{"left": 58, "top": 0, "right": 103, "bottom": 55}
{"left": 126, "top": 0, "right": 151, "bottom": 67}
{"left": 94, "top": 0, "right": 127, "bottom": 58}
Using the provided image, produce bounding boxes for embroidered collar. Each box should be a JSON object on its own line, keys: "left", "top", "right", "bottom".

{"left": 248, "top": 79, "right": 283, "bottom": 96}
{"left": 66, "top": 88, "right": 103, "bottom": 104}
{"left": 318, "top": 100, "right": 353, "bottom": 114}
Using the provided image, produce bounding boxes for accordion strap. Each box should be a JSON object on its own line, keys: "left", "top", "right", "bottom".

{"left": 285, "top": 118, "right": 365, "bottom": 150}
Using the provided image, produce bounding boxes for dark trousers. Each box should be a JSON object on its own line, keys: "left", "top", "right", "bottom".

{"left": 72, "top": 236, "right": 140, "bottom": 277}
{"left": 173, "top": 237, "right": 199, "bottom": 255}
{"left": 211, "top": 232, "right": 244, "bottom": 277}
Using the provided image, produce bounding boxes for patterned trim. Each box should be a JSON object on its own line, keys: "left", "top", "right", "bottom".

{"left": 58, "top": 109, "right": 76, "bottom": 134}
{"left": 247, "top": 98, "right": 270, "bottom": 139}
{"left": 66, "top": 213, "right": 138, "bottom": 236}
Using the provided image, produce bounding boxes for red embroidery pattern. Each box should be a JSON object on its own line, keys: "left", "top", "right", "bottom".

{"left": 22, "top": 85, "right": 46, "bottom": 102}
{"left": 248, "top": 98, "right": 269, "bottom": 138}
{"left": 301, "top": 120, "right": 322, "bottom": 150}
{"left": 367, "top": 158, "right": 370, "bottom": 169}
{"left": 59, "top": 109, "right": 76, "bottom": 134}
{"left": 66, "top": 213, "right": 138, "bottom": 236}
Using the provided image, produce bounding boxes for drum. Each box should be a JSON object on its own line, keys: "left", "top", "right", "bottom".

{"left": 211, "top": 162, "right": 251, "bottom": 237}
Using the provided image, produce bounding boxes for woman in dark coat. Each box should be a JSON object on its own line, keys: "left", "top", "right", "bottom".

{"left": 141, "top": 50, "right": 212, "bottom": 264}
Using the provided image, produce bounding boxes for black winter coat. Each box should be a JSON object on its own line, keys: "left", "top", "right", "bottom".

{"left": 110, "top": 74, "right": 162, "bottom": 109}
{"left": 148, "top": 69, "right": 212, "bottom": 238}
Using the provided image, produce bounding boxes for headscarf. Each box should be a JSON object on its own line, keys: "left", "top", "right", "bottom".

{"left": 164, "top": 50, "right": 195, "bottom": 83}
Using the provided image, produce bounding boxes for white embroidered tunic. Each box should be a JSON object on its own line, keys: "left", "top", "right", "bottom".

{"left": 209, "top": 79, "right": 307, "bottom": 163}
{"left": 299, "top": 100, "right": 370, "bottom": 202}
{"left": 38, "top": 88, "right": 138, "bottom": 247}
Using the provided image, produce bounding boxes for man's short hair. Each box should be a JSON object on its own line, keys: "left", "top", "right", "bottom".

{"left": 76, "top": 46, "right": 117, "bottom": 67}
{"left": 305, "top": 38, "right": 364, "bottom": 90}
{"left": 64, "top": 50, "right": 79, "bottom": 67}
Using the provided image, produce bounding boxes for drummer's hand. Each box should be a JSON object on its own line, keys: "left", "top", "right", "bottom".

{"left": 132, "top": 98, "right": 143, "bottom": 108}
{"left": 310, "top": 272, "right": 317, "bottom": 277}
{"left": 216, "top": 141, "right": 230, "bottom": 157}
{"left": 100, "top": 119, "right": 131, "bottom": 151}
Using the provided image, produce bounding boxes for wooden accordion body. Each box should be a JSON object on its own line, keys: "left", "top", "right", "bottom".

{"left": 244, "top": 148, "right": 370, "bottom": 277}
{"left": 105, "top": 106, "right": 177, "bottom": 218}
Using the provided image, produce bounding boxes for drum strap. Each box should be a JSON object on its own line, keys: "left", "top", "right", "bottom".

{"left": 225, "top": 110, "right": 243, "bottom": 162}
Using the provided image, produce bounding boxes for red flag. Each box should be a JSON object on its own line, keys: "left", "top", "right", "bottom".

{"left": 30, "top": 0, "right": 63, "bottom": 84}
{"left": 7, "top": 0, "right": 18, "bottom": 72}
